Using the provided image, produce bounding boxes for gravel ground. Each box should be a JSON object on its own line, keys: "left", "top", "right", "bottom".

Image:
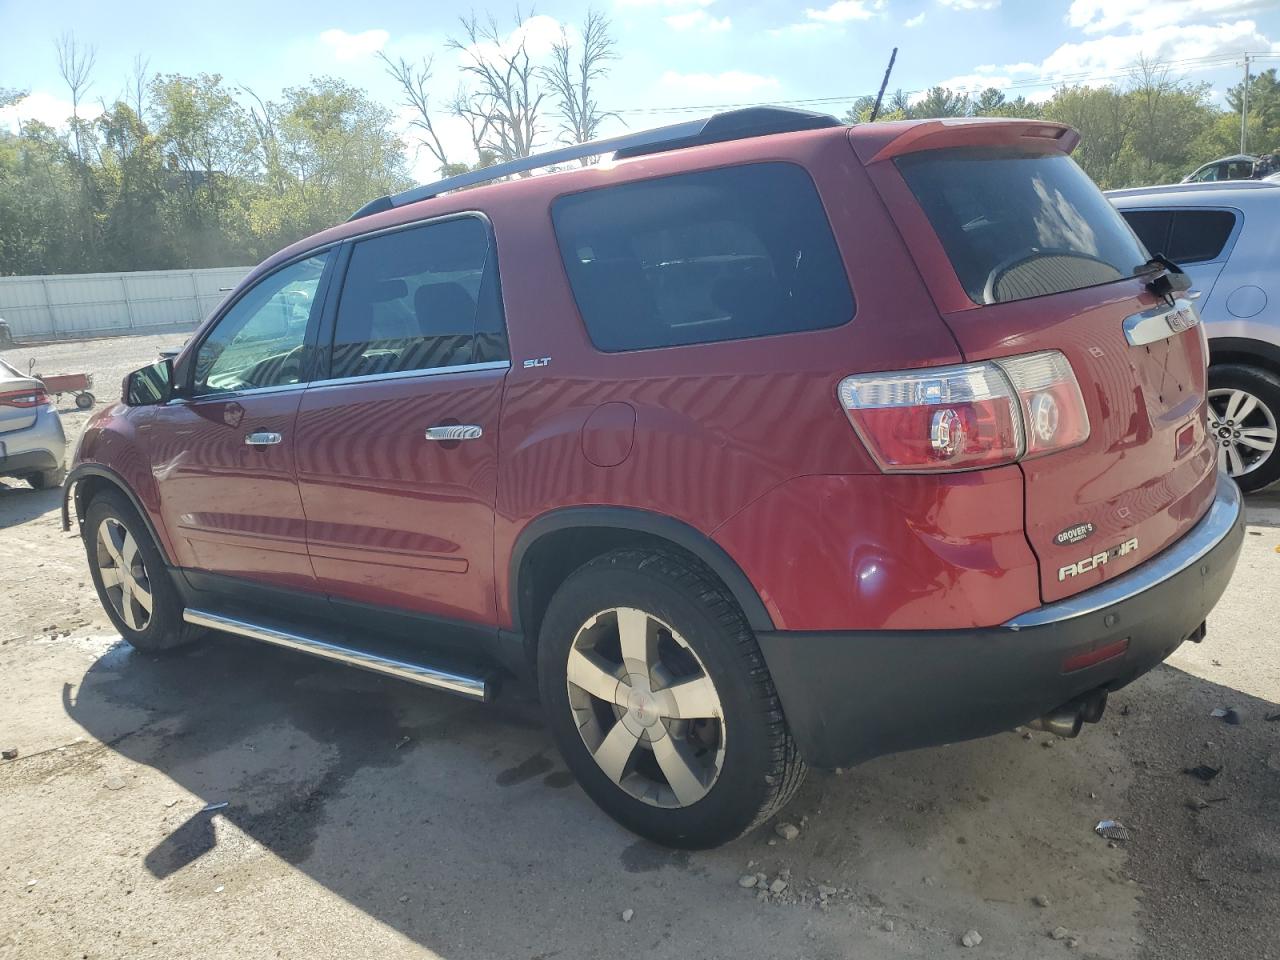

{"left": 1, "top": 332, "right": 1278, "bottom": 960}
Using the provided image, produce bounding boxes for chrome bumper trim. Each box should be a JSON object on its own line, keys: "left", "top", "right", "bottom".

{"left": 1004, "top": 473, "right": 1243, "bottom": 630}
{"left": 183, "top": 608, "right": 490, "bottom": 701}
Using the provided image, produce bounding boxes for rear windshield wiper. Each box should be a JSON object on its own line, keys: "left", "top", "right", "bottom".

{"left": 1133, "top": 254, "right": 1191, "bottom": 303}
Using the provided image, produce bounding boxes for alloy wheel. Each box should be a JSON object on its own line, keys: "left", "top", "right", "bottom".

{"left": 1208, "top": 387, "right": 1278, "bottom": 479}
{"left": 96, "top": 517, "right": 153, "bottom": 632}
{"left": 566, "top": 607, "right": 726, "bottom": 809}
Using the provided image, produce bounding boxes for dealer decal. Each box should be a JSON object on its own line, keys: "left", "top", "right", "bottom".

{"left": 1054, "top": 522, "right": 1096, "bottom": 546}
{"left": 1058, "top": 538, "right": 1139, "bottom": 581}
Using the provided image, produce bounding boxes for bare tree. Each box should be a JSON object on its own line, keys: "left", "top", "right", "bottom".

{"left": 447, "top": 11, "right": 545, "bottom": 163}
{"left": 378, "top": 52, "right": 453, "bottom": 174}
{"left": 54, "top": 31, "right": 96, "bottom": 160}
{"left": 542, "top": 9, "right": 618, "bottom": 160}
{"left": 128, "top": 54, "right": 151, "bottom": 120}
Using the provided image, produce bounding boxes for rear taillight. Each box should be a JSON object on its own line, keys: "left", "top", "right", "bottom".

{"left": 838, "top": 350, "right": 1090, "bottom": 473}
{"left": 0, "top": 388, "right": 49, "bottom": 408}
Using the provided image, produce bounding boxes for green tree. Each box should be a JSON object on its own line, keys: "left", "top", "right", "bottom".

{"left": 912, "top": 86, "right": 971, "bottom": 119}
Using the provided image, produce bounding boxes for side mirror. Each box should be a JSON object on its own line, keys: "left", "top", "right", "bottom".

{"left": 123, "top": 358, "right": 173, "bottom": 406}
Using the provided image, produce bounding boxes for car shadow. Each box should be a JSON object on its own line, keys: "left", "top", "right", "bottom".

{"left": 64, "top": 632, "right": 1280, "bottom": 960}
{"left": 0, "top": 482, "right": 62, "bottom": 528}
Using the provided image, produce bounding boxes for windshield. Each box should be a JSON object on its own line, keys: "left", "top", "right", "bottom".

{"left": 896, "top": 148, "right": 1148, "bottom": 305}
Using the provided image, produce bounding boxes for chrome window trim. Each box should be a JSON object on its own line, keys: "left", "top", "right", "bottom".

{"left": 168, "top": 380, "right": 310, "bottom": 405}
{"left": 306, "top": 359, "right": 510, "bottom": 390}
{"left": 1003, "top": 474, "right": 1243, "bottom": 630}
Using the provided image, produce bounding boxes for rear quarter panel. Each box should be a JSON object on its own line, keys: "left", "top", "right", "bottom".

{"left": 489, "top": 130, "right": 965, "bottom": 629}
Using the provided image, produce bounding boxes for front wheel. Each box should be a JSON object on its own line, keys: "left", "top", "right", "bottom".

{"left": 83, "top": 488, "right": 201, "bottom": 652}
{"left": 1208, "top": 364, "right": 1280, "bottom": 493}
{"left": 538, "top": 548, "right": 805, "bottom": 849}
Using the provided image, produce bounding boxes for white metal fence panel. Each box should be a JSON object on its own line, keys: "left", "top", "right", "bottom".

{"left": 0, "top": 266, "right": 252, "bottom": 340}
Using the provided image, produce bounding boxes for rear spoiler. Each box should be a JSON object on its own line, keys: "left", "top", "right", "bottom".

{"left": 852, "top": 118, "right": 1080, "bottom": 165}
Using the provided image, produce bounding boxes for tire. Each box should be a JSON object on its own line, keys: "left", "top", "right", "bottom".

{"left": 83, "top": 488, "right": 201, "bottom": 652}
{"left": 538, "top": 548, "right": 805, "bottom": 849}
{"left": 27, "top": 466, "right": 66, "bottom": 490}
{"left": 75, "top": 392, "right": 95, "bottom": 410}
{"left": 1208, "top": 364, "right": 1280, "bottom": 493}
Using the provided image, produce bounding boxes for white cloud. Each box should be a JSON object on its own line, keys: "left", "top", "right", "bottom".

{"left": 660, "top": 70, "right": 780, "bottom": 94}
{"left": 938, "top": 0, "right": 1000, "bottom": 10}
{"left": 905, "top": 12, "right": 926, "bottom": 27}
{"left": 1040, "top": 18, "right": 1273, "bottom": 77}
{"left": 665, "top": 10, "right": 732, "bottom": 31}
{"left": 458, "top": 14, "right": 566, "bottom": 68}
{"left": 318, "top": 28, "right": 390, "bottom": 62}
{"left": 0, "top": 90, "right": 102, "bottom": 134}
{"left": 805, "top": 0, "right": 877, "bottom": 22}
{"left": 1067, "top": 0, "right": 1275, "bottom": 35}
{"left": 767, "top": 22, "right": 828, "bottom": 37}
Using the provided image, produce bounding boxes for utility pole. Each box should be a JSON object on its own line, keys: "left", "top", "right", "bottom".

{"left": 869, "top": 47, "right": 898, "bottom": 123}
{"left": 1240, "top": 53, "right": 1250, "bottom": 155}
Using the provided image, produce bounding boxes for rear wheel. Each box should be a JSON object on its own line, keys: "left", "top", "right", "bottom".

{"left": 1208, "top": 364, "right": 1280, "bottom": 492}
{"left": 538, "top": 548, "right": 805, "bottom": 848}
{"left": 27, "top": 466, "right": 66, "bottom": 490}
{"left": 83, "top": 488, "right": 200, "bottom": 652}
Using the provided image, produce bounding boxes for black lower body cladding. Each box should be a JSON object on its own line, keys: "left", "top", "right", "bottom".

{"left": 756, "top": 475, "right": 1246, "bottom": 769}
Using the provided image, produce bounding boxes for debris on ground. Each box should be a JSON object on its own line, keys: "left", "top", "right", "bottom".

{"left": 1068, "top": 937, "right": 1082, "bottom": 949}
{"left": 882, "top": 919, "right": 895, "bottom": 932}
{"left": 1185, "top": 795, "right": 1209, "bottom": 811}
{"left": 1, "top": 747, "right": 17, "bottom": 760}
{"left": 775, "top": 821, "right": 800, "bottom": 841}
{"left": 738, "top": 874, "right": 758, "bottom": 888}
{"left": 104, "top": 775, "right": 126, "bottom": 791}
{"left": 1210, "top": 706, "right": 1243, "bottom": 724}
{"left": 1265, "top": 711, "right": 1280, "bottom": 722}
{"left": 1095, "top": 819, "right": 1132, "bottom": 841}
{"left": 769, "top": 878, "right": 788, "bottom": 894}
{"left": 817, "top": 884, "right": 837, "bottom": 899}
{"left": 1183, "top": 764, "right": 1220, "bottom": 782}
{"left": 201, "top": 801, "right": 229, "bottom": 812}
{"left": 961, "top": 929, "right": 983, "bottom": 947}
{"left": 394, "top": 736, "right": 411, "bottom": 750}
{"left": 621, "top": 908, "right": 634, "bottom": 923}
{"left": 1033, "top": 893, "right": 1051, "bottom": 908}
{"left": 1210, "top": 707, "right": 1228, "bottom": 718}
{"left": 397, "top": 894, "right": 409, "bottom": 903}
{"left": 1051, "top": 926, "right": 1071, "bottom": 941}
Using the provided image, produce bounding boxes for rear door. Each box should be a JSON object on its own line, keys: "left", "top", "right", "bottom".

{"left": 883, "top": 142, "right": 1216, "bottom": 602}
{"left": 295, "top": 215, "right": 509, "bottom": 625}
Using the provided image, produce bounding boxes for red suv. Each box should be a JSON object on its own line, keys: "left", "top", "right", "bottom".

{"left": 65, "top": 110, "right": 1244, "bottom": 848}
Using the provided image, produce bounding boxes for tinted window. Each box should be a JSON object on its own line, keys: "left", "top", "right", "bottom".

{"left": 1167, "top": 210, "right": 1236, "bottom": 263}
{"left": 897, "top": 149, "right": 1148, "bottom": 304}
{"left": 330, "top": 217, "right": 506, "bottom": 380}
{"left": 551, "top": 163, "right": 853, "bottom": 352}
{"left": 194, "top": 252, "right": 329, "bottom": 395}
{"left": 1120, "top": 210, "right": 1171, "bottom": 257}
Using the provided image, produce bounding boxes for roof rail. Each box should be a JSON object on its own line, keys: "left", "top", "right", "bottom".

{"left": 348, "top": 106, "right": 842, "bottom": 221}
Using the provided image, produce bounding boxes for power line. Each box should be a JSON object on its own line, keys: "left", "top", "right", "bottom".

{"left": 611, "top": 49, "right": 1279, "bottom": 117}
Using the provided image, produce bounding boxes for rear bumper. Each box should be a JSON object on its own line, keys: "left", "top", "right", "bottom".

{"left": 756, "top": 474, "right": 1245, "bottom": 768}
{"left": 0, "top": 405, "right": 65, "bottom": 478}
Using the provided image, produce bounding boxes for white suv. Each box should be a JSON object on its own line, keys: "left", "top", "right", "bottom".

{"left": 1110, "top": 180, "right": 1280, "bottom": 491}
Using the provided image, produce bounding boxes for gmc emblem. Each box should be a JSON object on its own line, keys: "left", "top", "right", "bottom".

{"left": 1058, "top": 538, "right": 1139, "bottom": 581}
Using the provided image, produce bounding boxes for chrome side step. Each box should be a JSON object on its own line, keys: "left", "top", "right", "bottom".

{"left": 182, "top": 608, "right": 491, "bottom": 702}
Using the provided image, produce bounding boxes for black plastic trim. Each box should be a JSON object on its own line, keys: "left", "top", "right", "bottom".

{"left": 1, "top": 448, "right": 59, "bottom": 476}
{"left": 756, "top": 496, "right": 1244, "bottom": 769}
{"left": 508, "top": 507, "right": 775, "bottom": 634}
{"left": 62, "top": 464, "right": 172, "bottom": 565}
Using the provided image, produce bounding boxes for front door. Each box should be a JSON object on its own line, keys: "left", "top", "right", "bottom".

{"left": 295, "top": 216, "right": 509, "bottom": 625}
{"left": 149, "top": 251, "right": 333, "bottom": 592}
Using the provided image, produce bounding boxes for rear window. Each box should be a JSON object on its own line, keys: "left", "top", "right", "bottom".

{"left": 551, "top": 163, "right": 854, "bottom": 352}
{"left": 897, "top": 148, "right": 1147, "bottom": 305}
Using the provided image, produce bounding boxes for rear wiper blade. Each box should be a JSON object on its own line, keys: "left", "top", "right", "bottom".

{"left": 1134, "top": 254, "right": 1191, "bottom": 301}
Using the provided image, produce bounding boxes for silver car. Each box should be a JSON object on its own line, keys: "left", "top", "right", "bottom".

{"left": 0, "top": 357, "right": 66, "bottom": 489}
{"left": 1109, "top": 180, "right": 1280, "bottom": 491}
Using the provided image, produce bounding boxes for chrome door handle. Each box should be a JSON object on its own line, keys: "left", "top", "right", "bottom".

{"left": 245, "top": 431, "right": 283, "bottom": 446}
{"left": 425, "top": 424, "right": 483, "bottom": 441}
